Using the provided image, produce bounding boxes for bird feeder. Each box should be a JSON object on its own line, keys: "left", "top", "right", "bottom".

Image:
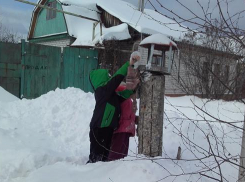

{"left": 138, "top": 33, "right": 177, "bottom": 75}
{"left": 137, "top": 34, "right": 177, "bottom": 157}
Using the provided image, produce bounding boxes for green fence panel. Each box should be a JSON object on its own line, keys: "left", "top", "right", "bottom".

{"left": 0, "top": 42, "right": 21, "bottom": 63}
{"left": 0, "top": 63, "right": 21, "bottom": 77}
{"left": 81, "top": 48, "right": 90, "bottom": 92}
{"left": 21, "top": 42, "right": 61, "bottom": 99}
{"left": 62, "top": 47, "right": 77, "bottom": 88}
{"left": 74, "top": 49, "right": 83, "bottom": 90}
{"left": 62, "top": 47, "right": 98, "bottom": 93}
{"left": 84, "top": 48, "right": 98, "bottom": 92}
{"left": 0, "top": 77, "right": 20, "bottom": 97}
{"left": 0, "top": 42, "right": 21, "bottom": 98}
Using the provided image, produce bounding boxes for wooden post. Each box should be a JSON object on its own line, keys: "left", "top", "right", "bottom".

{"left": 100, "top": 22, "right": 103, "bottom": 36}
{"left": 21, "top": 39, "right": 26, "bottom": 99}
{"left": 138, "top": 0, "right": 141, "bottom": 11}
{"left": 92, "top": 22, "right": 99, "bottom": 40}
{"left": 141, "top": 0, "right": 145, "bottom": 12}
{"left": 138, "top": 0, "right": 145, "bottom": 12}
{"left": 138, "top": 72, "right": 165, "bottom": 157}
{"left": 239, "top": 113, "right": 245, "bottom": 182}
{"left": 137, "top": 34, "right": 176, "bottom": 157}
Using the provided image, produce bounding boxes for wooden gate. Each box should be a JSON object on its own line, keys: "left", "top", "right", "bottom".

{"left": 62, "top": 47, "right": 98, "bottom": 92}
{"left": 21, "top": 41, "right": 98, "bottom": 99}
{"left": 0, "top": 42, "right": 21, "bottom": 98}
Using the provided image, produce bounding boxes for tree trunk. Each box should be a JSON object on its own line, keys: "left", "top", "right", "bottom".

{"left": 138, "top": 73, "right": 165, "bottom": 157}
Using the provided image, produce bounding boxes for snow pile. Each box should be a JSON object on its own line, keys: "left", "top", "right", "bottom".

{"left": 0, "top": 87, "right": 244, "bottom": 182}
{"left": 0, "top": 88, "right": 164, "bottom": 182}
{"left": 0, "top": 88, "right": 94, "bottom": 182}
{"left": 0, "top": 86, "right": 19, "bottom": 102}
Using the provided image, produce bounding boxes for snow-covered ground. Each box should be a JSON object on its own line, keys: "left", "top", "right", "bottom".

{"left": 0, "top": 87, "right": 19, "bottom": 102}
{"left": 0, "top": 87, "right": 244, "bottom": 182}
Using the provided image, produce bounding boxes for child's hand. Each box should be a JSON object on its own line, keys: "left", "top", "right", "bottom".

{"left": 130, "top": 51, "right": 141, "bottom": 65}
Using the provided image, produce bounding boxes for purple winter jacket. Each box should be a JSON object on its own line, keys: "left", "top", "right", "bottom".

{"left": 114, "top": 98, "right": 136, "bottom": 136}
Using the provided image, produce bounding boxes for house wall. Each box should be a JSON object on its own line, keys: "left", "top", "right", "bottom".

{"left": 138, "top": 46, "right": 148, "bottom": 65}
{"left": 33, "top": 0, "right": 67, "bottom": 38}
{"left": 137, "top": 41, "right": 240, "bottom": 97}
{"left": 164, "top": 42, "right": 239, "bottom": 97}
{"left": 101, "top": 10, "right": 122, "bottom": 28}
{"left": 34, "top": 38, "right": 74, "bottom": 47}
{"left": 165, "top": 53, "right": 185, "bottom": 95}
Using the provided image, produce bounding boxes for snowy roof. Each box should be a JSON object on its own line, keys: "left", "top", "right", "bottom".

{"left": 96, "top": 0, "right": 187, "bottom": 37}
{"left": 57, "top": 0, "right": 187, "bottom": 46}
{"left": 60, "top": 0, "right": 100, "bottom": 46}
{"left": 73, "top": 23, "right": 131, "bottom": 46}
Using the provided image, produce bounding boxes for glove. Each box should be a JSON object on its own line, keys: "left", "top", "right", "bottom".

{"left": 130, "top": 51, "right": 141, "bottom": 66}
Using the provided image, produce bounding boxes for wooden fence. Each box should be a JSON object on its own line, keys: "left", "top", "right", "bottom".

{"left": 0, "top": 40, "right": 98, "bottom": 99}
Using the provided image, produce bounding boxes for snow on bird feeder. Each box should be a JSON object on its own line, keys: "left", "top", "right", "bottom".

{"left": 138, "top": 33, "right": 177, "bottom": 75}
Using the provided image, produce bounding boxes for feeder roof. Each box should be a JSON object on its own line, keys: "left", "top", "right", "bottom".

{"left": 139, "top": 33, "right": 178, "bottom": 50}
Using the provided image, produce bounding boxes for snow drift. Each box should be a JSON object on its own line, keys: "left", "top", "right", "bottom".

{"left": 0, "top": 86, "right": 19, "bottom": 102}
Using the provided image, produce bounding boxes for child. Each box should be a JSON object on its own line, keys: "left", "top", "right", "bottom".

{"left": 88, "top": 52, "right": 141, "bottom": 163}
{"left": 108, "top": 85, "right": 138, "bottom": 161}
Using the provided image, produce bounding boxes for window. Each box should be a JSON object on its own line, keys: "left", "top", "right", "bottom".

{"left": 214, "top": 63, "right": 221, "bottom": 76}
{"left": 213, "top": 63, "right": 221, "bottom": 94}
{"left": 235, "top": 63, "right": 243, "bottom": 93}
{"left": 224, "top": 65, "right": 229, "bottom": 82}
{"left": 46, "top": 1, "right": 57, "bottom": 20}
{"left": 152, "top": 56, "right": 163, "bottom": 66}
{"left": 202, "top": 62, "right": 209, "bottom": 83}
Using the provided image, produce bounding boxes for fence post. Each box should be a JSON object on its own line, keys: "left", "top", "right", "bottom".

{"left": 20, "top": 39, "right": 25, "bottom": 98}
